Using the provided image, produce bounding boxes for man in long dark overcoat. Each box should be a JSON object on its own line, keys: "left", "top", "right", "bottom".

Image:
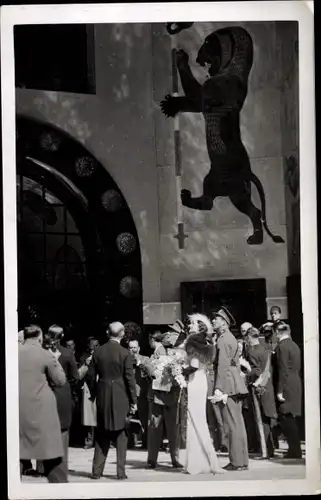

{"left": 274, "top": 322, "right": 302, "bottom": 459}
{"left": 19, "top": 325, "right": 68, "bottom": 482}
{"left": 246, "top": 327, "right": 278, "bottom": 459}
{"left": 89, "top": 322, "right": 137, "bottom": 480}
{"left": 211, "top": 307, "right": 249, "bottom": 471}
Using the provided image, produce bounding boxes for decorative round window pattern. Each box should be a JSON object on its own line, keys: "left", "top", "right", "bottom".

{"left": 17, "top": 116, "right": 143, "bottom": 333}
{"left": 119, "top": 276, "right": 141, "bottom": 299}
{"left": 116, "top": 232, "right": 136, "bottom": 255}
{"left": 40, "top": 131, "right": 61, "bottom": 152}
{"left": 101, "top": 189, "right": 123, "bottom": 212}
{"left": 75, "top": 156, "right": 96, "bottom": 177}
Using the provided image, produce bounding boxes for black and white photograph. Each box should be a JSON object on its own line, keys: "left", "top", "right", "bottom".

{"left": 1, "top": 1, "right": 319, "bottom": 498}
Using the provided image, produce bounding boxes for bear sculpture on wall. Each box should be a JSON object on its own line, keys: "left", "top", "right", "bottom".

{"left": 161, "top": 26, "right": 284, "bottom": 245}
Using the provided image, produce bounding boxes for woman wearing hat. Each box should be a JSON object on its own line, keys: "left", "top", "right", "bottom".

{"left": 183, "top": 314, "right": 223, "bottom": 475}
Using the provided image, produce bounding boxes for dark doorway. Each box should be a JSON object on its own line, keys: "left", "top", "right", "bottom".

{"left": 181, "top": 279, "right": 267, "bottom": 335}
{"left": 16, "top": 116, "right": 142, "bottom": 348}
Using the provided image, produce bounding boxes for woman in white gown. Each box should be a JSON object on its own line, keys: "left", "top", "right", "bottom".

{"left": 184, "top": 314, "right": 223, "bottom": 475}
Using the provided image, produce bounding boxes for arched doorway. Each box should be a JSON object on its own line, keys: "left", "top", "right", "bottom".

{"left": 16, "top": 115, "right": 143, "bottom": 345}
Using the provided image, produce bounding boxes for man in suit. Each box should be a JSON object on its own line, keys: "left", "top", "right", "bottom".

{"left": 260, "top": 306, "right": 283, "bottom": 351}
{"left": 274, "top": 322, "right": 302, "bottom": 459}
{"left": 89, "top": 322, "right": 137, "bottom": 480}
{"left": 259, "top": 315, "right": 283, "bottom": 450}
{"left": 19, "top": 325, "right": 68, "bottom": 482}
{"left": 211, "top": 307, "right": 249, "bottom": 471}
{"left": 128, "top": 339, "right": 149, "bottom": 449}
{"left": 46, "top": 325, "right": 79, "bottom": 471}
{"left": 135, "top": 329, "right": 183, "bottom": 470}
{"left": 246, "top": 327, "right": 278, "bottom": 459}
{"left": 65, "top": 338, "right": 77, "bottom": 357}
{"left": 79, "top": 337, "right": 100, "bottom": 449}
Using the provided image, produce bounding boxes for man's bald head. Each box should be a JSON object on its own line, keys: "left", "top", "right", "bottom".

{"left": 240, "top": 322, "right": 253, "bottom": 337}
{"left": 109, "top": 322, "right": 125, "bottom": 339}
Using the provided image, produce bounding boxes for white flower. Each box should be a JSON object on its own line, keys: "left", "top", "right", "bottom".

{"left": 151, "top": 354, "right": 187, "bottom": 389}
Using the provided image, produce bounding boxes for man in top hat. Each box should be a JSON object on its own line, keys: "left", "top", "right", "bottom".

{"left": 211, "top": 307, "right": 249, "bottom": 471}
{"left": 245, "top": 327, "right": 277, "bottom": 460}
{"left": 134, "top": 323, "right": 184, "bottom": 469}
{"left": 166, "top": 319, "right": 187, "bottom": 352}
{"left": 163, "top": 320, "right": 188, "bottom": 450}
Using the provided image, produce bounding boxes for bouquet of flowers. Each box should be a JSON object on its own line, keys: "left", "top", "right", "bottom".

{"left": 151, "top": 351, "right": 187, "bottom": 392}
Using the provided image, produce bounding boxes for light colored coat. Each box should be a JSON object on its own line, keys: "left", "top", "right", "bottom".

{"left": 78, "top": 353, "right": 97, "bottom": 427}
{"left": 19, "top": 338, "right": 66, "bottom": 460}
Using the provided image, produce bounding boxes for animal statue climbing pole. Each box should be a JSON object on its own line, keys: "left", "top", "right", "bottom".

{"left": 161, "top": 25, "right": 285, "bottom": 246}
{"left": 166, "top": 22, "right": 193, "bottom": 250}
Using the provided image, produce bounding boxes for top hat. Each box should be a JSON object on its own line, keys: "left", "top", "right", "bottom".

{"left": 168, "top": 319, "right": 185, "bottom": 334}
{"left": 162, "top": 331, "right": 180, "bottom": 347}
{"left": 213, "top": 306, "right": 236, "bottom": 327}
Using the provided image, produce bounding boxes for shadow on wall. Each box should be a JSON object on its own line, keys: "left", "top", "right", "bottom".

{"left": 159, "top": 222, "right": 285, "bottom": 272}
{"left": 31, "top": 92, "right": 93, "bottom": 144}
{"left": 99, "top": 23, "right": 152, "bottom": 106}
{"left": 109, "top": 23, "right": 149, "bottom": 101}
{"left": 285, "top": 155, "right": 300, "bottom": 273}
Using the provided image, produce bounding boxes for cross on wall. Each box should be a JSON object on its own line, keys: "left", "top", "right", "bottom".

{"left": 174, "top": 223, "right": 188, "bottom": 249}
{"left": 170, "top": 36, "right": 188, "bottom": 250}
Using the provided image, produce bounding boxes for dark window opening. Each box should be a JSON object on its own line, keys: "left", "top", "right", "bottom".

{"left": 14, "top": 24, "right": 96, "bottom": 94}
{"left": 17, "top": 175, "right": 87, "bottom": 293}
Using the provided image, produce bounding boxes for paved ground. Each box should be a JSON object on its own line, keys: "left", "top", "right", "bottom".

{"left": 22, "top": 442, "right": 305, "bottom": 482}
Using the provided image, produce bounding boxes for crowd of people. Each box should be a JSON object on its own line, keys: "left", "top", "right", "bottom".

{"left": 18, "top": 305, "right": 303, "bottom": 482}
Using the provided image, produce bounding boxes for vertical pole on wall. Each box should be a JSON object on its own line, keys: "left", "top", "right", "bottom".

{"left": 171, "top": 36, "right": 188, "bottom": 250}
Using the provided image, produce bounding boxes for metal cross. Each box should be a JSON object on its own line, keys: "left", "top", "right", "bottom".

{"left": 174, "top": 223, "right": 188, "bottom": 249}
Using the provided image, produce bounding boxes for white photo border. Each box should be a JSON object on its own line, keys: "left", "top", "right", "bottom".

{"left": 1, "top": 1, "right": 319, "bottom": 498}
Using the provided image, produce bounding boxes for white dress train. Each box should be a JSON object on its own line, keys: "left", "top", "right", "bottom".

{"left": 185, "top": 358, "right": 222, "bottom": 475}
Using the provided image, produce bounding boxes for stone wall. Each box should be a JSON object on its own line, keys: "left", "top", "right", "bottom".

{"left": 16, "top": 22, "right": 299, "bottom": 324}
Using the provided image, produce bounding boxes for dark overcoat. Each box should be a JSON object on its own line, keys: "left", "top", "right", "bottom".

{"left": 213, "top": 329, "right": 248, "bottom": 397}
{"left": 275, "top": 337, "right": 302, "bottom": 416}
{"left": 19, "top": 339, "right": 66, "bottom": 460}
{"left": 132, "top": 357, "right": 149, "bottom": 399}
{"left": 89, "top": 339, "right": 137, "bottom": 431}
{"left": 247, "top": 343, "right": 277, "bottom": 418}
{"left": 51, "top": 345, "right": 79, "bottom": 431}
